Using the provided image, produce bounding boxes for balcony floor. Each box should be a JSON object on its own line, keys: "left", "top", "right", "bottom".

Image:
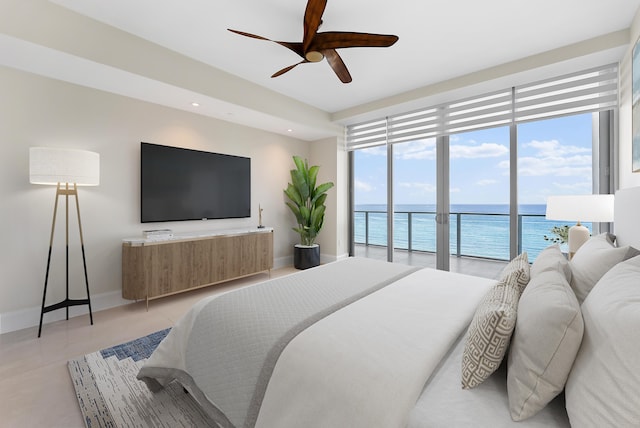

{"left": 354, "top": 244, "right": 508, "bottom": 280}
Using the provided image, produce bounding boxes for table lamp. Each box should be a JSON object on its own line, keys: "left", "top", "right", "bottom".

{"left": 545, "top": 194, "right": 614, "bottom": 259}
{"left": 29, "top": 147, "right": 100, "bottom": 337}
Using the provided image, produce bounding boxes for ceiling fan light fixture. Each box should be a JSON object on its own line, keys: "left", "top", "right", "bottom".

{"left": 228, "top": 0, "right": 398, "bottom": 83}
{"left": 305, "top": 51, "right": 324, "bottom": 62}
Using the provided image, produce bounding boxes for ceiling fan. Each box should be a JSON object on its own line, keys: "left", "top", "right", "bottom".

{"left": 228, "top": 0, "right": 398, "bottom": 83}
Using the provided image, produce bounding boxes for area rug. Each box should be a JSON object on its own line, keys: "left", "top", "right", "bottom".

{"left": 68, "top": 328, "right": 216, "bottom": 427}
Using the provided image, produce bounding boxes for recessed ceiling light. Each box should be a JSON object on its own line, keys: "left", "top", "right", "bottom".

{"left": 287, "top": 129, "right": 293, "bottom": 132}
{"left": 191, "top": 102, "right": 200, "bottom": 107}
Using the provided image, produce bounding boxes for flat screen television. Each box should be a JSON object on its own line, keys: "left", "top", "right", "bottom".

{"left": 140, "top": 142, "right": 251, "bottom": 223}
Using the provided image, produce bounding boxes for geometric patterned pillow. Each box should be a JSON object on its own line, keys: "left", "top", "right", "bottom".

{"left": 499, "top": 252, "right": 530, "bottom": 292}
{"left": 461, "top": 270, "right": 523, "bottom": 389}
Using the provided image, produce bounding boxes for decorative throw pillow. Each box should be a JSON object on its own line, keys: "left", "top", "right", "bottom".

{"left": 461, "top": 270, "right": 524, "bottom": 389}
{"left": 565, "top": 255, "right": 640, "bottom": 427}
{"left": 569, "top": 233, "right": 629, "bottom": 303}
{"left": 626, "top": 245, "right": 640, "bottom": 259}
{"left": 498, "top": 252, "right": 530, "bottom": 292}
{"left": 530, "top": 244, "right": 571, "bottom": 281}
{"left": 507, "top": 268, "right": 583, "bottom": 421}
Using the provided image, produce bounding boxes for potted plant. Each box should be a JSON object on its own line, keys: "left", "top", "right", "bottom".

{"left": 284, "top": 155, "right": 334, "bottom": 269}
{"left": 544, "top": 225, "right": 570, "bottom": 254}
{"left": 543, "top": 225, "right": 570, "bottom": 245}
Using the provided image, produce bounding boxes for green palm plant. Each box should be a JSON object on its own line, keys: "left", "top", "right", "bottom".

{"left": 284, "top": 156, "right": 334, "bottom": 246}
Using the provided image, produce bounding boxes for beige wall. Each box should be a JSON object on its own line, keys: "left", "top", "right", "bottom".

{"left": 310, "top": 136, "right": 349, "bottom": 262}
{"left": 0, "top": 66, "right": 311, "bottom": 332}
{"left": 619, "top": 7, "right": 640, "bottom": 189}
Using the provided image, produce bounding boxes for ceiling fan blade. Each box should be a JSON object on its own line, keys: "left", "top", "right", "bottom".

{"left": 303, "top": 0, "right": 327, "bottom": 52}
{"left": 313, "top": 32, "right": 399, "bottom": 50}
{"left": 271, "top": 60, "right": 308, "bottom": 78}
{"left": 227, "top": 28, "right": 271, "bottom": 41}
{"left": 228, "top": 29, "right": 304, "bottom": 57}
{"left": 323, "top": 49, "right": 352, "bottom": 83}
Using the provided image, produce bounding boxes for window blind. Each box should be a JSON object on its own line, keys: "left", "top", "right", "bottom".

{"left": 345, "top": 118, "right": 387, "bottom": 150}
{"left": 346, "top": 63, "right": 618, "bottom": 151}
{"left": 514, "top": 64, "right": 618, "bottom": 123}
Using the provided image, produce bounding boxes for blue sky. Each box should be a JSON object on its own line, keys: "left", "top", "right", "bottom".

{"left": 354, "top": 113, "right": 593, "bottom": 206}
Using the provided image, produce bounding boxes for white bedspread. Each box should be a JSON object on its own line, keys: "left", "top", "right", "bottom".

{"left": 256, "top": 268, "right": 494, "bottom": 428}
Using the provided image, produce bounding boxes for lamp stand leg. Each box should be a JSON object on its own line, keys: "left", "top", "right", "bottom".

{"left": 38, "top": 183, "right": 94, "bottom": 338}
{"left": 38, "top": 187, "right": 60, "bottom": 338}
{"left": 66, "top": 185, "right": 69, "bottom": 321}
{"left": 74, "top": 186, "right": 94, "bottom": 326}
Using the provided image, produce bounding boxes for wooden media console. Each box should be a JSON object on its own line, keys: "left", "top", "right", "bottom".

{"left": 122, "top": 228, "right": 273, "bottom": 306}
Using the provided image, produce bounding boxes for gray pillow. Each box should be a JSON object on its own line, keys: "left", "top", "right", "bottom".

{"left": 569, "top": 233, "right": 629, "bottom": 303}
{"left": 565, "top": 255, "right": 640, "bottom": 426}
{"left": 507, "top": 268, "right": 583, "bottom": 421}
{"left": 625, "top": 246, "right": 640, "bottom": 259}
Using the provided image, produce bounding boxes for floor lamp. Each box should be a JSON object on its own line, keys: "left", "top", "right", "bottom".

{"left": 29, "top": 147, "right": 100, "bottom": 337}
{"left": 545, "top": 194, "right": 614, "bottom": 259}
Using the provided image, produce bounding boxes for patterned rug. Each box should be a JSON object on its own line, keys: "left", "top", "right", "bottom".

{"left": 68, "top": 328, "right": 216, "bottom": 427}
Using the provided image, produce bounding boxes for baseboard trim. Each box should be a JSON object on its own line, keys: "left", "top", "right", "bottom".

{"left": 0, "top": 290, "right": 129, "bottom": 335}
{"left": 0, "top": 258, "right": 329, "bottom": 335}
{"left": 320, "top": 252, "right": 349, "bottom": 264}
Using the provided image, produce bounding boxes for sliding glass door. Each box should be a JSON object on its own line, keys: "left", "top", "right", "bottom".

{"left": 348, "top": 65, "right": 617, "bottom": 276}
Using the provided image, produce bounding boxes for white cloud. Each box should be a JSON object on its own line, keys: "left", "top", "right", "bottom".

{"left": 360, "top": 146, "right": 386, "bottom": 156}
{"left": 394, "top": 139, "right": 437, "bottom": 160}
{"left": 524, "top": 139, "right": 590, "bottom": 157}
{"left": 450, "top": 142, "right": 508, "bottom": 159}
{"left": 498, "top": 139, "right": 592, "bottom": 179}
{"left": 354, "top": 179, "right": 374, "bottom": 192}
{"left": 398, "top": 182, "right": 436, "bottom": 192}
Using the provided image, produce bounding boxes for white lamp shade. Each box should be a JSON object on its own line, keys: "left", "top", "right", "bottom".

{"left": 29, "top": 147, "right": 100, "bottom": 186}
{"left": 545, "top": 194, "right": 614, "bottom": 223}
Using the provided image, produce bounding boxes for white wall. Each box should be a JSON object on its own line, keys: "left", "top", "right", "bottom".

{"left": 619, "top": 7, "right": 640, "bottom": 189}
{"left": 0, "top": 66, "right": 310, "bottom": 333}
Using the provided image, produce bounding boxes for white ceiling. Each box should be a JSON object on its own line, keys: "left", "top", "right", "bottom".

{"left": 5, "top": 1, "right": 640, "bottom": 140}
{"left": 49, "top": 0, "right": 639, "bottom": 110}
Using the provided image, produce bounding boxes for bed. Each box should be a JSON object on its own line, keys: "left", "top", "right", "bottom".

{"left": 138, "top": 186, "right": 640, "bottom": 428}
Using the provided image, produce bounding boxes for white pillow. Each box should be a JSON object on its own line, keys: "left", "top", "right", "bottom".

{"left": 569, "top": 233, "right": 629, "bottom": 303}
{"left": 565, "top": 255, "right": 640, "bottom": 427}
{"left": 507, "top": 268, "right": 583, "bottom": 421}
{"left": 531, "top": 244, "right": 571, "bottom": 281}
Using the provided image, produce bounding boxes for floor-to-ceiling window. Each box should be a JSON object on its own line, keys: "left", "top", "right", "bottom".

{"left": 348, "top": 64, "right": 617, "bottom": 277}
{"left": 449, "top": 127, "right": 510, "bottom": 262}
{"left": 353, "top": 144, "right": 388, "bottom": 258}
{"left": 392, "top": 138, "right": 437, "bottom": 268}
{"left": 517, "top": 113, "right": 596, "bottom": 261}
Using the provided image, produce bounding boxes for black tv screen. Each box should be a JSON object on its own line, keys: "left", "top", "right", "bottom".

{"left": 141, "top": 142, "right": 251, "bottom": 223}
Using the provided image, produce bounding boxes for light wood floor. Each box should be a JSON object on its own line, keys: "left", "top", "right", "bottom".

{"left": 0, "top": 254, "right": 505, "bottom": 428}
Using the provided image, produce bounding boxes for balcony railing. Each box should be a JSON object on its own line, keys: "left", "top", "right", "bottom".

{"left": 354, "top": 210, "right": 585, "bottom": 262}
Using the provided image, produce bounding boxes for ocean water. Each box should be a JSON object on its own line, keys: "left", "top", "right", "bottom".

{"left": 354, "top": 204, "right": 591, "bottom": 261}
